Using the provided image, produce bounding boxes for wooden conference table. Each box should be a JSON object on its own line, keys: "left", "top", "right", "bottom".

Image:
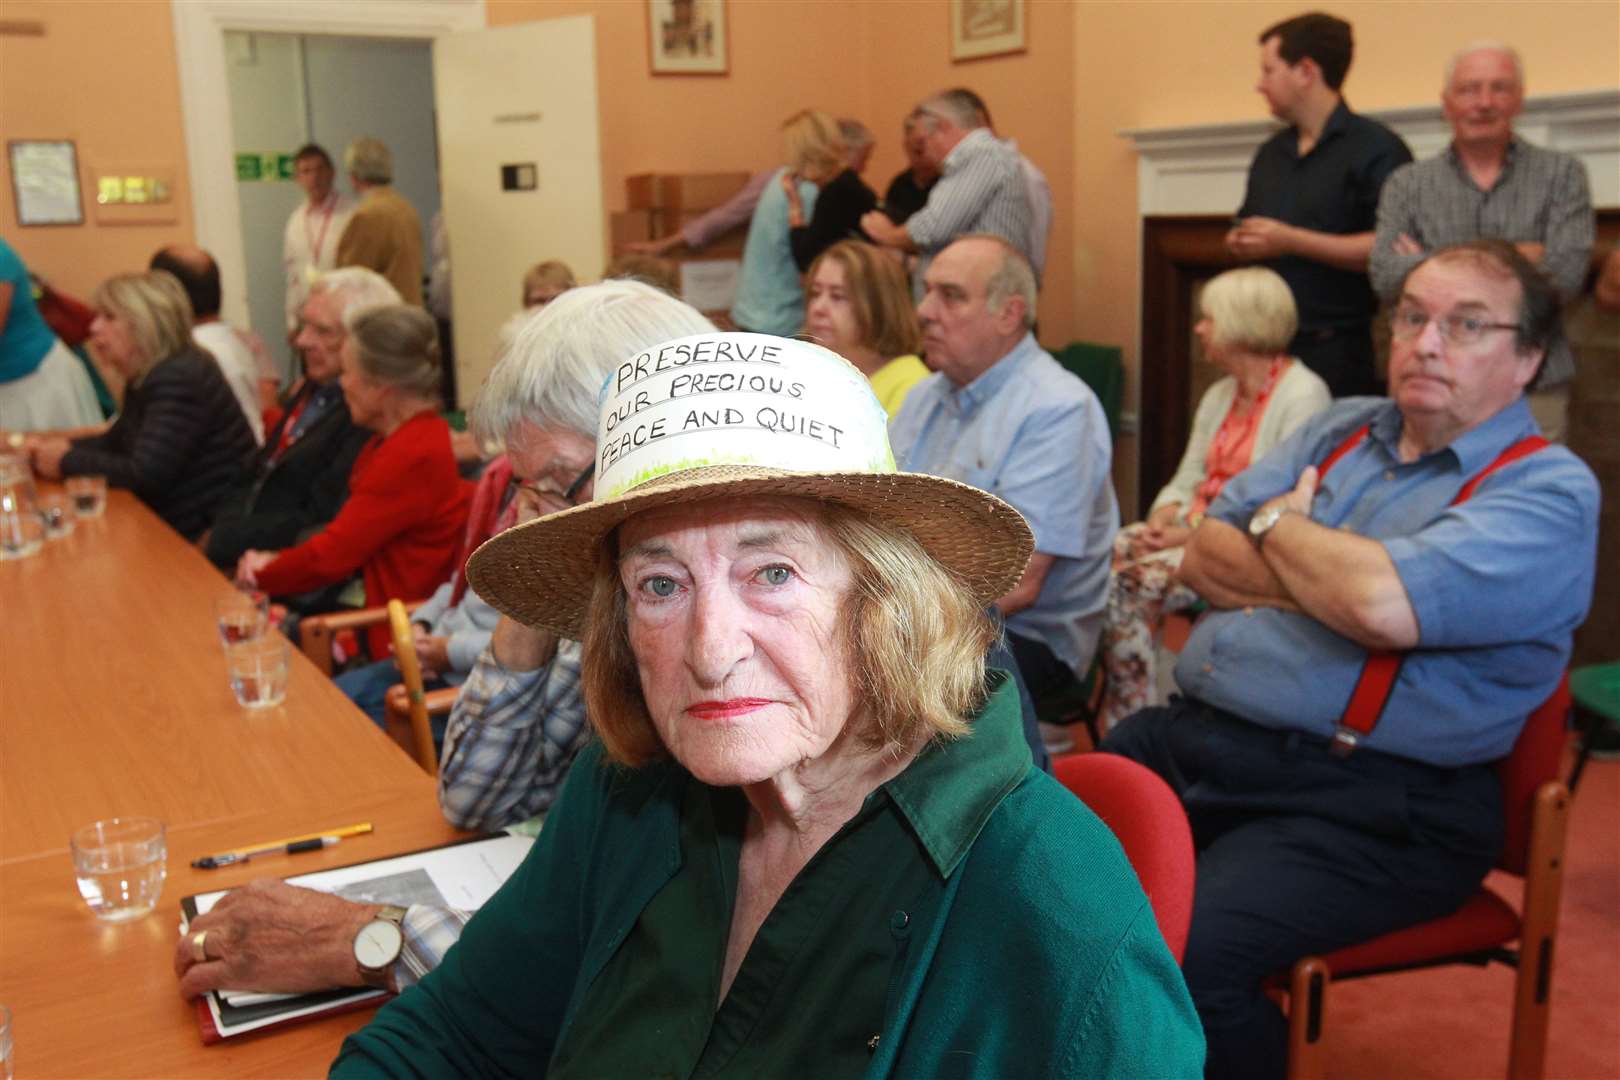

{"left": 0, "top": 492, "right": 467, "bottom": 1077}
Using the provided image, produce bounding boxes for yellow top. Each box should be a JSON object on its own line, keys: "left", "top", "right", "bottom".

{"left": 868, "top": 354, "right": 931, "bottom": 419}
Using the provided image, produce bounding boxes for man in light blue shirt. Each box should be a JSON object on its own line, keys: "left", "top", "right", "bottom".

{"left": 1102, "top": 241, "right": 1599, "bottom": 1080}
{"left": 889, "top": 235, "right": 1117, "bottom": 700}
{"left": 728, "top": 167, "right": 817, "bottom": 336}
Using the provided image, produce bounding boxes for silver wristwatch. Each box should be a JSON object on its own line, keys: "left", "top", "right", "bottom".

{"left": 354, "top": 904, "right": 408, "bottom": 989}
{"left": 1248, "top": 505, "right": 1292, "bottom": 547}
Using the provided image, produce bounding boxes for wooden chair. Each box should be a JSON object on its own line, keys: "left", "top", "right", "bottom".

{"left": 1282, "top": 677, "right": 1574, "bottom": 1080}
{"left": 1054, "top": 751, "right": 1195, "bottom": 963}
{"left": 298, "top": 600, "right": 425, "bottom": 676}
{"left": 385, "top": 599, "right": 442, "bottom": 775}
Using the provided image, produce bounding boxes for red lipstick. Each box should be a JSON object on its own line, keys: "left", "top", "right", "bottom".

{"left": 686, "top": 698, "right": 771, "bottom": 720}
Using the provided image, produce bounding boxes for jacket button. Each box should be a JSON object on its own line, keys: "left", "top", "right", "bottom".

{"left": 889, "top": 910, "right": 909, "bottom": 931}
{"left": 867, "top": 1034, "right": 881, "bottom": 1053}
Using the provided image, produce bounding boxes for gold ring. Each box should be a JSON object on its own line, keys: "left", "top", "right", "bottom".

{"left": 190, "top": 929, "right": 210, "bottom": 964}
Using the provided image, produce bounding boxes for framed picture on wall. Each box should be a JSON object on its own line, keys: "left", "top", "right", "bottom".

{"left": 8, "top": 140, "right": 85, "bottom": 226}
{"left": 647, "top": 0, "right": 728, "bottom": 75}
{"left": 950, "top": 0, "right": 1026, "bottom": 62}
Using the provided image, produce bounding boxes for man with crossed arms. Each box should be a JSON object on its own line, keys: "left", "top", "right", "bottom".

{"left": 1102, "top": 240, "right": 1598, "bottom": 1080}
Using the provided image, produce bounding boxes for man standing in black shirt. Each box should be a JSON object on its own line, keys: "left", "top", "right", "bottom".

{"left": 1227, "top": 12, "right": 1411, "bottom": 397}
{"left": 881, "top": 114, "right": 940, "bottom": 226}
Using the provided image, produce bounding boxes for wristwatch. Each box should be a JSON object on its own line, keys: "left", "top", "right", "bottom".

{"left": 354, "top": 904, "right": 408, "bottom": 989}
{"left": 1248, "top": 504, "right": 1293, "bottom": 547}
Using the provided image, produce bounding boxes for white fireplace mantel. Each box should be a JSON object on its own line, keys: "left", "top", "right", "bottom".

{"left": 1121, "top": 89, "right": 1620, "bottom": 218}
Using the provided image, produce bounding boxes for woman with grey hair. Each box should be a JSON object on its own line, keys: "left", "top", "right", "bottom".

{"left": 1099, "top": 266, "right": 1330, "bottom": 730}
{"left": 237, "top": 304, "right": 467, "bottom": 658}
{"left": 28, "top": 270, "right": 257, "bottom": 540}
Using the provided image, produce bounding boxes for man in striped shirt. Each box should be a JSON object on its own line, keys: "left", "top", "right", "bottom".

{"left": 1370, "top": 42, "right": 1594, "bottom": 440}
{"left": 861, "top": 89, "right": 1034, "bottom": 297}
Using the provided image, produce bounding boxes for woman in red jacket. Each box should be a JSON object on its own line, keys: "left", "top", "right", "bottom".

{"left": 236, "top": 304, "right": 468, "bottom": 657}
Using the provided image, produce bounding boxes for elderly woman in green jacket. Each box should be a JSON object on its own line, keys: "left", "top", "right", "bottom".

{"left": 333, "top": 334, "right": 1203, "bottom": 1077}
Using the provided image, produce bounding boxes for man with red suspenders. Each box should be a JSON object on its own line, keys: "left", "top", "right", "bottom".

{"left": 1103, "top": 239, "right": 1599, "bottom": 1080}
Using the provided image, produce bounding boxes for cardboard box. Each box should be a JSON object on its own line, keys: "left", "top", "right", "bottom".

{"left": 665, "top": 209, "right": 746, "bottom": 256}
{"left": 625, "top": 174, "right": 659, "bottom": 210}
{"left": 656, "top": 172, "right": 751, "bottom": 212}
{"left": 610, "top": 209, "right": 656, "bottom": 251}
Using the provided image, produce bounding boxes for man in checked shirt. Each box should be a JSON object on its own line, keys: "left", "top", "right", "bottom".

{"left": 1371, "top": 42, "right": 1595, "bottom": 440}
{"left": 173, "top": 281, "right": 717, "bottom": 1001}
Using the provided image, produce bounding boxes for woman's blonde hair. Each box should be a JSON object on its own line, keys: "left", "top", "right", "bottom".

{"left": 806, "top": 240, "right": 922, "bottom": 360}
{"left": 521, "top": 260, "right": 577, "bottom": 307}
{"left": 92, "top": 271, "right": 194, "bottom": 381}
{"left": 781, "top": 109, "right": 847, "bottom": 184}
{"left": 1200, "top": 266, "right": 1298, "bottom": 355}
{"left": 582, "top": 498, "right": 996, "bottom": 766}
{"left": 348, "top": 305, "right": 442, "bottom": 399}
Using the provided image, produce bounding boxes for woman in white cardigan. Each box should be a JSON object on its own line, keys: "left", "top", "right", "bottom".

{"left": 1099, "top": 266, "right": 1331, "bottom": 730}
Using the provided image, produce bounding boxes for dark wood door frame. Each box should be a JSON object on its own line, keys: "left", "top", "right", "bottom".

{"left": 1137, "top": 215, "right": 1238, "bottom": 519}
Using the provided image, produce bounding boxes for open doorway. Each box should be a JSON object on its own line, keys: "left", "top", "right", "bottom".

{"left": 223, "top": 31, "right": 441, "bottom": 388}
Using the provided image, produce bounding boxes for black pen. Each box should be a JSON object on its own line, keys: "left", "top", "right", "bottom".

{"left": 192, "top": 836, "right": 341, "bottom": 869}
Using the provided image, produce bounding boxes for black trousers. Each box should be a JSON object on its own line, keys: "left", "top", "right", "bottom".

{"left": 1101, "top": 697, "right": 1502, "bottom": 1080}
{"left": 1291, "top": 323, "right": 1383, "bottom": 398}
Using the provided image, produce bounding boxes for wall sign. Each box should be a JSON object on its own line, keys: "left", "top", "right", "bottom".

{"left": 8, "top": 140, "right": 84, "bottom": 226}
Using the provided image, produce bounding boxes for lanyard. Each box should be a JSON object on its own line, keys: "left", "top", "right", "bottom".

{"left": 303, "top": 193, "right": 338, "bottom": 264}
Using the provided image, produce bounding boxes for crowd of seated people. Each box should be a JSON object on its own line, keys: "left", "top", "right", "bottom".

{"left": 5, "top": 24, "right": 1611, "bottom": 1077}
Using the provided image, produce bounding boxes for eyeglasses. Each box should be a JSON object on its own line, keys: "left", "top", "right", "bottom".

{"left": 1390, "top": 304, "right": 1518, "bottom": 347}
{"left": 509, "top": 461, "right": 594, "bottom": 508}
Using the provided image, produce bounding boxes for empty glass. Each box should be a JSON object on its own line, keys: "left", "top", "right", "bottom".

{"left": 227, "top": 636, "right": 290, "bottom": 708}
{"left": 37, "top": 493, "right": 74, "bottom": 539}
{"left": 65, "top": 474, "right": 107, "bottom": 519}
{"left": 70, "top": 817, "right": 167, "bottom": 922}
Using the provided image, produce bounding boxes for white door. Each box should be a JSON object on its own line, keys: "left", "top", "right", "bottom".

{"left": 434, "top": 15, "right": 606, "bottom": 400}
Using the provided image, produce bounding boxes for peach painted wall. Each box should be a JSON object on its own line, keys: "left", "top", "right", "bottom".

{"left": 1072, "top": 0, "right": 1620, "bottom": 510}
{"left": 0, "top": 0, "right": 193, "bottom": 300}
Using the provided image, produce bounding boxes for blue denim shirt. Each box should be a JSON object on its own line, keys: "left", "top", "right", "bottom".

{"left": 729, "top": 168, "right": 818, "bottom": 337}
{"left": 889, "top": 334, "right": 1118, "bottom": 676}
{"left": 1178, "top": 397, "right": 1600, "bottom": 766}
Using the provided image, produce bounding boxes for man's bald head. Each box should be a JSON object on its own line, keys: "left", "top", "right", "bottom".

{"left": 149, "top": 244, "right": 221, "bottom": 320}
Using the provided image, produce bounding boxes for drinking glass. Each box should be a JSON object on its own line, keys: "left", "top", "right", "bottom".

{"left": 227, "top": 636, "right": 290, "bottom": 708}
{"left": 0, "top": 1003, "right": 11, "bottom": 1080}
{"left": 70, "top": 817, "right": 167, "bottom": 922}
{"left": 0, "top": 497, "right": 43, "bottom": 560}
{"left": 65, "top": 474, "right": 107, "bottom": 518}
{"left": 37, "top": 493, "right": 74, "bottom": 539}
{"left": 214, "top": 589, "right": 269, "bottom": 646}
{"left": 0, "top": 452, "right": 36, "bottom": 515}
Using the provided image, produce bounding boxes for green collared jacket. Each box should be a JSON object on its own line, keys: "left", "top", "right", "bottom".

{"left": 333, "top": 675, "right": 1204, "bottom": 1078}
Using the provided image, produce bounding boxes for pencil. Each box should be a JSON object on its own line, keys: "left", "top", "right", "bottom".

{"left": 192, "top": 822, "right": 372, "bottom": 867}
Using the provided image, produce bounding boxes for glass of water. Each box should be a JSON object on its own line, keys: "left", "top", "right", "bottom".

{"left": 227, "top": 636, "right": 290, "bottom": 708}
{"left": 0, "top": 1002, "right": 11, "bottom": 1080}
{"left": 0, "top": 497, "right": 44, "bottom": 560}
{"left": 37, "top": 493, "right": 74, "bottom": 539}
{"left": 70, "top": 817, "right": 167, "bottom": 922}
{"left": 214, "top": 589, "right": 269, "bottom": 646}
{"left": 64, "top": 474, "right": 107, "bottom": 519}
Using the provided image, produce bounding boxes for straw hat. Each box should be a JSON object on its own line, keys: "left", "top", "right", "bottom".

{"left": 467, "top": 333, "right": 1033, "bottom": 639}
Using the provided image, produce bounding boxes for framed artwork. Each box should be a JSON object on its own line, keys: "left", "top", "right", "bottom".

{"left": 950, "top": 0, "right": 1026, "bottom": 62}
{"left": 8, "top": 140, "right": 85, "bottom": 226}
{"left": 647, "top": 0, "right": 728, "bottom": 75}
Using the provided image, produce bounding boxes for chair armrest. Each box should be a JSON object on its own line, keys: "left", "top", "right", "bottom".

{"left": 298, "top": 601, "right": 427, "bottom": 674}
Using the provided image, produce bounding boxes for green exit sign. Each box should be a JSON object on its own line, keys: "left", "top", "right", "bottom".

{"left": 235, "top": 152, "right": 295, "bottom": 182}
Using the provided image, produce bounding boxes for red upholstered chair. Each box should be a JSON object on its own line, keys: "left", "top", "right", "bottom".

{"left": 1054, "top": 752, "right": 1195, "bottom": 963}
{"left": 1282, "top": 676, "right": 1573, "bottom": 1080}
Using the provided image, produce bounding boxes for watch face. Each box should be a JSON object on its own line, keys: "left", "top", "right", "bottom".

{"left": 354, "top": 918, "right": 404, "bottom": 969}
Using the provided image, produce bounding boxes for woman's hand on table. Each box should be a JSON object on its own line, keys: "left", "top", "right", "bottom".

{"left": 173, "top": 879, "right": 384, "bottom": 999}
{"left": 235, "top": 549, "right": 275, "bottom": 587}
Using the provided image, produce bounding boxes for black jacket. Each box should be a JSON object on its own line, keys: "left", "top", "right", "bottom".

{"left": 204, "top": 380, "right": 371, "bottom": 568}
{"left": 61, "top": 346, "right": 257, "bottom": 542}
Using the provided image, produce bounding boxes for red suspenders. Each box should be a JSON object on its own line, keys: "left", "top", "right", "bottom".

{"left": 1314, "top": 424, "right": 1550, "bottom": 755}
